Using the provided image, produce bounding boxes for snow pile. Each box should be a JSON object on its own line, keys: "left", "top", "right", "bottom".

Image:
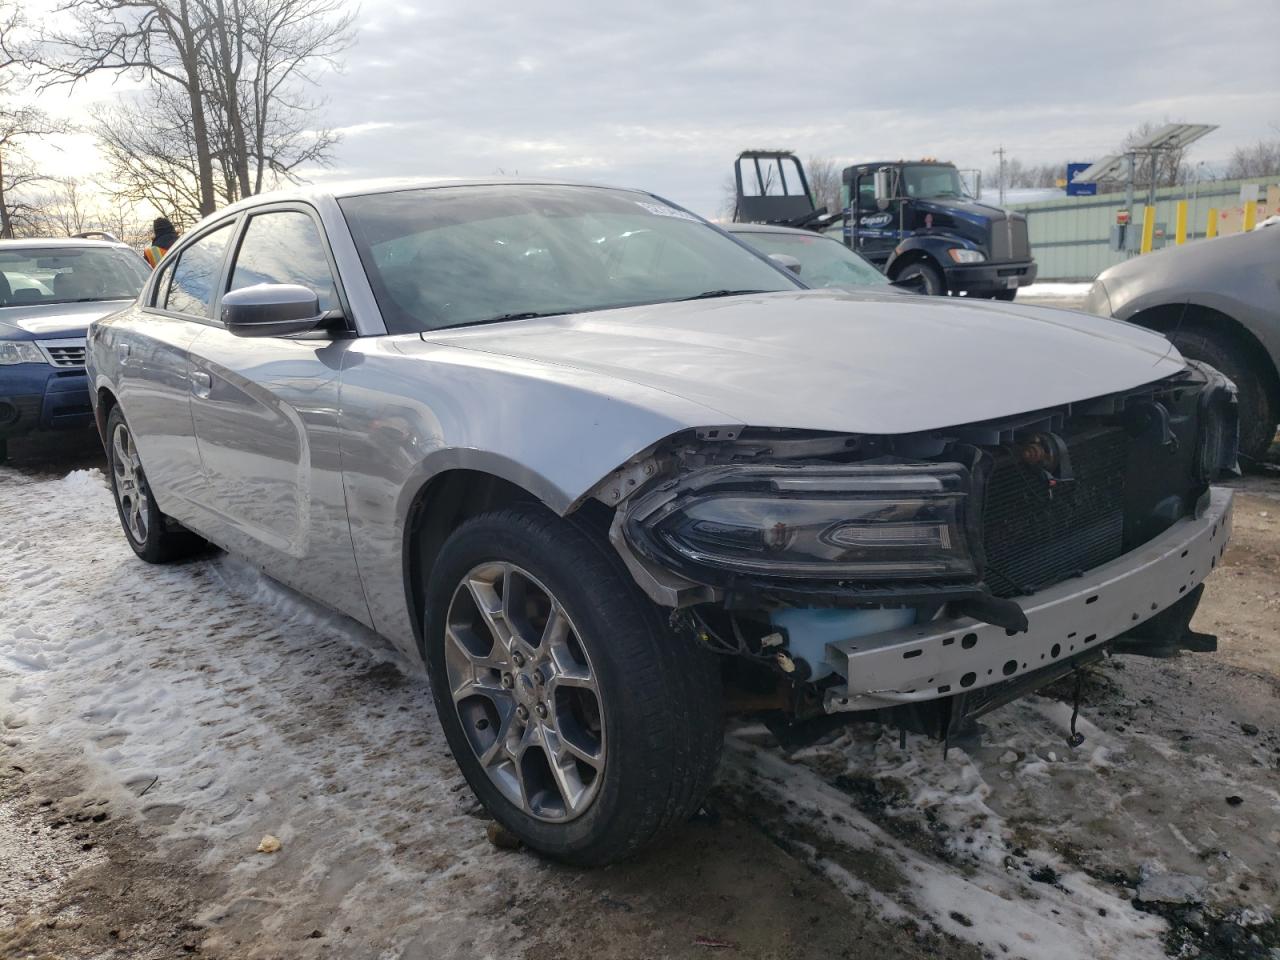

{"left": 3, "top": 463, "right": 1277, "bottom": 959}
{"left": 0, "top": 466, "right": 546, "bottom": 957}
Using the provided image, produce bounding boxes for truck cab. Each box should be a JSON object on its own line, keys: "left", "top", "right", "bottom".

{"left": 843, "top": 160, "right": 1036, "bottom": 299}
{"left": 732, "top": 151, "right": 1037, "bottom": 299}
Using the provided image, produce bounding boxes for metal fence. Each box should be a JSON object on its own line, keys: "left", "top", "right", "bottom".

{"left": 1013, "top": 176, "right": 1276, "bottom": 282}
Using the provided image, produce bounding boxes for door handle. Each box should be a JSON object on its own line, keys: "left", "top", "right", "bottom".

{"left": 190, "top": 370, "right": 212, "bottom": 398}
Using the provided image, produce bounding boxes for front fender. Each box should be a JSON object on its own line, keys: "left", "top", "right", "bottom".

{"left": 884, "top": 233, "right": 975, "bottom": 275}
{"left": 338, "top": 334, "right": 739, "bottom": 653}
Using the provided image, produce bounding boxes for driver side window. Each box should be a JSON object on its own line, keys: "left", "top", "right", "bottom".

{"left": 228, "top": 210, "right": 338, "bottom": 312}
{"left": 857, "top": 176, "right": 879, "bottom": 210}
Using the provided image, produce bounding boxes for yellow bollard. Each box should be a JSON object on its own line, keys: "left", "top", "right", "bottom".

{"left": 1140, "top": 205, "right": 1156, "bottom": 254}
{"left": 1175, "top": 200, "right": 1187, "bottom": 245}
{"left": 1243, "top": 200, "right": 1257, "bottom": 232}
{"left": 1206, "top": 208, "right": 1218, "bottom": 238}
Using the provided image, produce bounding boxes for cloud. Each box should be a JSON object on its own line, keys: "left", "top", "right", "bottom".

{"left": 23, "top": 0, "right": 1280, "bottom": 217}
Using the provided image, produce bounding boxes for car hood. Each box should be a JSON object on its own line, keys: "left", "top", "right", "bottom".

{"left": 423, "top": 290, "right": 1186, "bottom": 435}
{"left": 0, "top": 300, "right": 132, "bottom": 339}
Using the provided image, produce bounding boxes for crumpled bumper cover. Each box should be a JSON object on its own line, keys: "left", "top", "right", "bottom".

{"left": 823, "top": 487, "right": 1233, "bottom": 712}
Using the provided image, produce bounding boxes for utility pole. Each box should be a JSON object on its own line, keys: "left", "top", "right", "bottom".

{"left": 992, "top": 145, "right": 1007, "bottom": 206}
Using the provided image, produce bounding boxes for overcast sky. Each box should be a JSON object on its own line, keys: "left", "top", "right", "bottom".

{"left": 25, "top": 0, "right": 1280, "bottom": 217}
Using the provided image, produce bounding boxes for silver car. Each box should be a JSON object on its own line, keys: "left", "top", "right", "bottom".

{"left": 1083, "top": 226, "right": 1279, "bottom": 464}
{"left": 88, "top": 180, "right": 1238, "bottom": 865}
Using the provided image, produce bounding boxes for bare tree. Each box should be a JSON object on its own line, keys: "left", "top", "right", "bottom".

{"left": 39, "top": 178, "right": 91, "bottom": 235}
{"left": 202, "top": 0, "right": 350, "bottom": 194}
{"left": 982, "top": 158, "right": 1070, "bottom": 193}
{"left": 1225, "top": 138, "right": 1280, "bottom": 180}
{"left": 0, "top": 2, "right": 71, "bottom": 237}
{"left": 40, "top": 0, "right": 220, "bottom": 216}
{"left": 92, "top": 84, "right": 220, "bottom": 226}
{"left": 804, "top": 156, "right": 843, "bottom": 215}
{"left": 42, "top": 0, "right": 352, "bottom": 219}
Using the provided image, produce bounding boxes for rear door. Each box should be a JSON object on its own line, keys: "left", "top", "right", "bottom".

{"left": 185, "top": 204, "right": 367, "bottom": 619}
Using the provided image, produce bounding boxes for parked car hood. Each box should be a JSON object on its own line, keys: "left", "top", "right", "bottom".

{"left": 1093, "top": 228, "right": 1279, "bottom": 319}
{"left": 422, "top": 290, "right": 1187, "bottom": 435}
{"left": 0, "top": 299, "right": 133, "bottom": 339}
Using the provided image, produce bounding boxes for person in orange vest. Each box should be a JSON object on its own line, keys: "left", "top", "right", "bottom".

{"left": 143, "top": 217, "right": 180, "bottom": 269}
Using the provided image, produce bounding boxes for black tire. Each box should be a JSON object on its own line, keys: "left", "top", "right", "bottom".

{"left": 895, "top": 260, "right": 946, "bottom": 296}
{"left": 423, "top": 504, "right": 723, "bottom": 866}
{"left": 105, "top": 405, "right": 207, "bottom": 563}
{"left": 1167, "top": 326, "right": 1278, "bottom": 464}
{"left": 992, "top": 288, "right": 1017, "bottom": 301}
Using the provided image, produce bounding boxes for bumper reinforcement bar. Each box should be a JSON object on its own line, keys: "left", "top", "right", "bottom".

{"left": 823, "top": 487, "right": 1233, "bottom": 712}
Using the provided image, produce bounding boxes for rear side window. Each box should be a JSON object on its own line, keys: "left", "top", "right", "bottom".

{"left": 166, "top": 222, "right": 234, "bottom": 317}
{"left": 228, "top": 210, "right": 337, "bottom": 311}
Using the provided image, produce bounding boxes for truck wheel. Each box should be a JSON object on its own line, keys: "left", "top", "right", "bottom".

{"left": 423, "top": 504, "right": 723, "bottom": 866}
{"left": 106, "top": 406, "right": 208, "bottom": 563}
{"left": 896, "top": 260, "right": 946, "bottom": 296}
{"left": 1168, "top": 327, "right": 1277, "bottom": 464}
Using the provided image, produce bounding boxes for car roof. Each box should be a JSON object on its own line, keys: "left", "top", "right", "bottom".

{"left": 725, "top": 222, "right": 839, "bottom": 238}
{"left": 0, "top": 237, "right": 132, "bottom": 251}
{"left": 213, "top": 176, "right": 658, "bottom": 217}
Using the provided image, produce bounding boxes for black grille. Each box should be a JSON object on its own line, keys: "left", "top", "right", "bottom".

{"left": 1010, "top": 217, "right": 1030, "bottom": 260}
{"left": 988, "top": 216, "right": 1030, "bottom": 262}
{"left": 982, "top": 429, "right": 1127, "bottom": 597}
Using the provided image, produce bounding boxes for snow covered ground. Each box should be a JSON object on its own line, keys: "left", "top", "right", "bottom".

{"left": 1021, "top": 282, "right": 1093, "bottom": 300}
{"left": 2, "top": 461, "right": 1278, "bottom": 959}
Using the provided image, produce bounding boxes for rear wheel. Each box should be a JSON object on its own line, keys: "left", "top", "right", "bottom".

{"left": 423, "top": 504, "right": 723, "bottom": 865}
{"left": 1167, "top": 326, "right": 1278, "bottom": 464}
{"left": 106, "top": 406, "right": 207, "bottom": 563}
{"left": 895, "top": 260, "right": 946, "bottom": 296}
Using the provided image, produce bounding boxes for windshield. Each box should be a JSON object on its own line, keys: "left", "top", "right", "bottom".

{"left": 0, "top": 246, "right": 150, "bottom": 308}
{"left": 901, "top": 165, "right": 969, "bottom": 200}
{"left": 339, "top": 184, "right": 799, "bottom": 333}
{"left": 733, "top": 230, "right": 888, "bottom": 289}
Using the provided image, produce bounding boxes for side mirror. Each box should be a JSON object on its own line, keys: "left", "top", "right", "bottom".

{"left": 768, "top": 253, "right": 803, "bottom": 275}
{"left": 873, "top": 169, "right": 892, "bottom": 210}
{"left": 222, "top": 283, "right": 325, "bottom": 338}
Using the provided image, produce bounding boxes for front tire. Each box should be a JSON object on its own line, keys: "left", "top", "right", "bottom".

{"left": 423, "top": 504, "right": 723, "bottom": 865}
{"left": 895, "top": 259, "right": 946, "bottom": 296}
{"left": 1168, "top": 326, "right": 1278, "bottom": 464}
{"left": 105, "top": 406, "right": 207, "bottom": 563}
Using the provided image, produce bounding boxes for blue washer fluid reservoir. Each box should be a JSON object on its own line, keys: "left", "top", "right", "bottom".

{"left": 770, "top": 607, "right": 916, "bottom": 680}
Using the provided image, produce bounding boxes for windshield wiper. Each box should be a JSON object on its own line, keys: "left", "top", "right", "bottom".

{"left": 439, "top": 310, "right": 568, "bottom": 330}
{"left": 678, "top": 289, "right": 771, "bottom": 302}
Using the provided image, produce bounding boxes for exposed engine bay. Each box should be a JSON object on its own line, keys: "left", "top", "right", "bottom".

{"left": 596, "top": 360, "right": 1239, "bottom": 741}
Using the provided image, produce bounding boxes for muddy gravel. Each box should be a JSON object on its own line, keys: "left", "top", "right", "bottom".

{"left": 2, "top": 447, "right": 1278, "bottom": 960}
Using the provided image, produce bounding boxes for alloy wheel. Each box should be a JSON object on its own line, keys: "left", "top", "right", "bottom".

{"left": 444, "top": 562, "right": 606, "bottom": 822}
{"left": 111, "top": 421, "right": 149, "bottom": 544}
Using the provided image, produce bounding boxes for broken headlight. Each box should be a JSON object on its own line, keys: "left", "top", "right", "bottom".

{"left": 625, "top": 463, "right": 977, "bottom": 585}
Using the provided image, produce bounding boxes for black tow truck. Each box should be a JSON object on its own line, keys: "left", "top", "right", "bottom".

{"left": 732, "top": 151, "right": 1037, "bottom": 299}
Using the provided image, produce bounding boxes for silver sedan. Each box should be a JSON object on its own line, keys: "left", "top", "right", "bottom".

{"left": 88, "top": 179, "right": 1237, "bottom": 864}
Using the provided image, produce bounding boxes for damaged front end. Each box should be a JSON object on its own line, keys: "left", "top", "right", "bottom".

{"left": 597, "top": 361, "right": 1239, "bottom": 742}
